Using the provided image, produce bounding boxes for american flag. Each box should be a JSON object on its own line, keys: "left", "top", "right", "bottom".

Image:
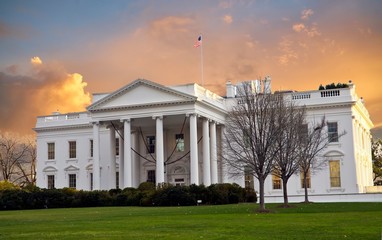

{"left": 194, "top": 35, "right": 202, "bottom": 48}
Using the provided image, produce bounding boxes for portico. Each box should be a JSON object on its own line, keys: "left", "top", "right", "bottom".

{"left": 87, "top": 79, "right": 226, "bottom": 190}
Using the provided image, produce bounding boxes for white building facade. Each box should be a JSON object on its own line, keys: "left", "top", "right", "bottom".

{"left": 35, "top": 78, "right": 375, "bottom": 199}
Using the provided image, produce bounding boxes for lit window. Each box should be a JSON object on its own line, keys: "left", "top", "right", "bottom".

{"left": 47, "top": 175, "right": 55, "bottom": 189}
{"left": 69, "top": 141, "right": 76, "bottom": 158}
{"left": 146, "top": 136, "right": 155, "bottom": 154}
{"left": 300, "top": 168, "right": 311, "bottom": 188}
{"left": 175, "top": 134, "right": 184, "bottom": 152}
{"left": 69, "top": 174, "right": 76, "bottom": 189}
{"left": 329, "top": 160, "right": 341, "bottom": 187}
{"left": 47, "top": 142, "right": 55, "bottom": 160}
{"left": 328, "top": 122, "right": 338, "bottom": 142}
{"left": 272, "top": 173, "right": 282, "bottom": 190}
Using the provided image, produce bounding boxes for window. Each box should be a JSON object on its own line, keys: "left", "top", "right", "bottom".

{"left": 69, "top": 174, "right": 76, "bottom": 189}
{"left": 90, "top": 173, "right": 93, "bottom": 191}
{"left": 328, "top": 122, "right": 338, "bottom": 142}
{"left": 244, "top": 168, "right": 254, "bottom": 190}
{"left": 299, "top": 124, "right": 309, "bottom": 141}
{"left": 47, "top": 175, "right": 55, "bottom": 189}
{"left": 47, "top": 143, "right": 55, "bottom": 160}
{"left": 90, "top": 139, "right": 93, "bottom": 158}
{"left": 146, "top": 136, "right": 155, "bottom": 154}
{"left": 69, "top": 141, "right": 77, "bottom": 158}
{"left": 300, "top": 168, "right": 311, "bottom": 188}
{"left": 243, "top": 128, "right": 251, "bottom": 147}
{"left": 116, "top": 138, "right": 119, "bottom": 156}
{"left": 147, "top": 170, "right": 156, "bottom": 184}
{"left": 175, "top": 134, "right": 184, "bottom": 152}
{"left": 272, "top": 173, "right": 282, "bottom": 190}
{"left": 174, "top": 178, "right": 185, "bottom": 186}
{"left": 329, "top": 160, "right": 341, "bottom": 187}
{"left": 116, "top": 172, "right": 119, "bottom": 189}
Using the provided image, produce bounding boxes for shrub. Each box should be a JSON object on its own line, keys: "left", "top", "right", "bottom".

{"left": 0, "top": 183, "right": 250, "bottom": 210}
{"left": 0, "top": 180, "right": 19, "bottom": 191}
{"left": 153, "top": 185, "right": 195, "bottom": 206}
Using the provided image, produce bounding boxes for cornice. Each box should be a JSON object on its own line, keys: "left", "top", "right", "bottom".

{"left": 33, "top": 123, "right": 92, "bottom": 133}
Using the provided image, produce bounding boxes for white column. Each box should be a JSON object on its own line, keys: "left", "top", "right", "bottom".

{"left": 132, "top": 132, "right": 140, "bottom": 188}
{"left": 202, "top": 118, "right": 211, "bottom": 186}
{"left": 92, "top": 122, "right": 101, "bottom": 190}
{"left": 210, "top": 121, "right": 218, "bottom": 184}
{"left": 155, "top": 116, "right": 165, "bottom": 185}
{"left": 119, "top": 129, "right": 125, "bottom": 189}
{"left": 123, "top": 119, "right": 132, "bottom": 188}
{"left": 189, "top": 114, "right": 199, "bottom": 185}
{"left": 109, "top": 126, "right": 116, "bottom": 189}
{"left": 220, "top": 125, "right": 227, "bottom": 183}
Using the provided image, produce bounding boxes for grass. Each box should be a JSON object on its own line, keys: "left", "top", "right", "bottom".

{"left": 0, "top": 202, "right": 381, "bottom": 239}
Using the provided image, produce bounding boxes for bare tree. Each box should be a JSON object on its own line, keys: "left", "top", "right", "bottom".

{"left": 0, "top": 132, "right": 36, "bottom": 186}
{"left": 14, "top": 138, "right": 37, "bottom": 186}
{"left": 223, "top": 82, "right": 284, "bottom": 211}
{"left": 273, "top": 100, "right": 307, "bottom": 206}
{"left": 298, "top": 118, "right": 342, "bottom": 203}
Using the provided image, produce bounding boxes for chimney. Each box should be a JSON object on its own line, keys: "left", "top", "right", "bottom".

{"left": 263, "top": 76, "right": 272, "bottom": 94}
{"left": 226, "top": 81, "right": 236, "bottom": 98}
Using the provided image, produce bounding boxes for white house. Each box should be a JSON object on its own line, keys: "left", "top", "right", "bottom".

{"left": 34, "top": 78, "right": 376, "bottom": 201}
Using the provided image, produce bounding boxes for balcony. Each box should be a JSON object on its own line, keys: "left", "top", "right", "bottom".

{"left": 35, "top": 112, "right": 92, "bottom": 130}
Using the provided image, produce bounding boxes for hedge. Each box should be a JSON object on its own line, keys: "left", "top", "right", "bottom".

{"left": 0, "top": 183, "right": 257, "bottom": 210}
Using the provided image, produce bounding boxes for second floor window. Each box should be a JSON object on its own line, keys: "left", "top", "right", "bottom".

{"left": 47, "top": 142, "right": 55, "bottom": 160}
{"left": 116, "top": 138, "right": 119, "bottom": 156}
{"left": 175, "top": 134, "right": 184, "bottom": 152}
{"left": 328, "top": 122, "right": 338, "bottom": 142}
{"left": 90, "top": 139, "right": 93, "bottom": 158}
{"left": 146, "top": 136, "right": 155, "bottom": 154}
{"left": 69, "top": 141, "right": 76, "bottom": 158}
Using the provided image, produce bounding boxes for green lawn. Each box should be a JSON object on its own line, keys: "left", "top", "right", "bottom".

{"left": 0, "top": 202, "right": 381, "bottom": 239}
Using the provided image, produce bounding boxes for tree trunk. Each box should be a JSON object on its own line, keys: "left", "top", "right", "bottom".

{"left": 258, "top": 177, "right": 266, "bottom": 211}
{"left": 282, "top": 178, "right": 289, "bottom": 206}
{"left": 303, "top": 173, "right": 309, "bottom": 203}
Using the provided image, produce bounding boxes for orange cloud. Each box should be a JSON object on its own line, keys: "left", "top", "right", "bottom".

{"left": 0, "top": 57, "right": 91, "bottom": 135}
{"left": 223, "top": 15, "right": 233, "bottom": 24}
{"left": 293, "top": 23, "right": 305, "bottom": 32}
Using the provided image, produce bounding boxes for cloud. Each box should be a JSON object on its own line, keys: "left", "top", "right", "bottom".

{"left": 149, "top": 16, "right": 194, "bottom": 36}
{"left": 301, "top": 9, "right": 314, "bottom": 20}
{"left": 293, "top": 23, "right": 305, "bottom": 32}
{"left": 219, "top": 1, "right": 233, "bottom": 9}
{"left": 293, "top": 23, "right": 321, "bottom": 37}
{"left": 0, "top": 57, "right": 91, "bottom": 135}
{"left": 31, "top": 56, "right": 42, "bottom": 65}
{"left": 223, "top": 15, "right": 233, "bottom": 24}
{"left": 277, "top": 37, "right": 298, "bottom": 65}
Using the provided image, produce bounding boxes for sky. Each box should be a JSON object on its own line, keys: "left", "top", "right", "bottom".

{"left": 0, "top": 0, "right": 381, "bottom": 139}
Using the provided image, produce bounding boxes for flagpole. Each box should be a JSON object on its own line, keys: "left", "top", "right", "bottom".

{"left": 200, "top": 35, "right": 204, "bottom": 87}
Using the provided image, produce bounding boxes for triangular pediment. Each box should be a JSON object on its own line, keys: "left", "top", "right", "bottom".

{"left": 64, "top": 165, "right": 80, "bottom": 172}
{"left": 87, "top": 79, "right": 196, "bottom": 112}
